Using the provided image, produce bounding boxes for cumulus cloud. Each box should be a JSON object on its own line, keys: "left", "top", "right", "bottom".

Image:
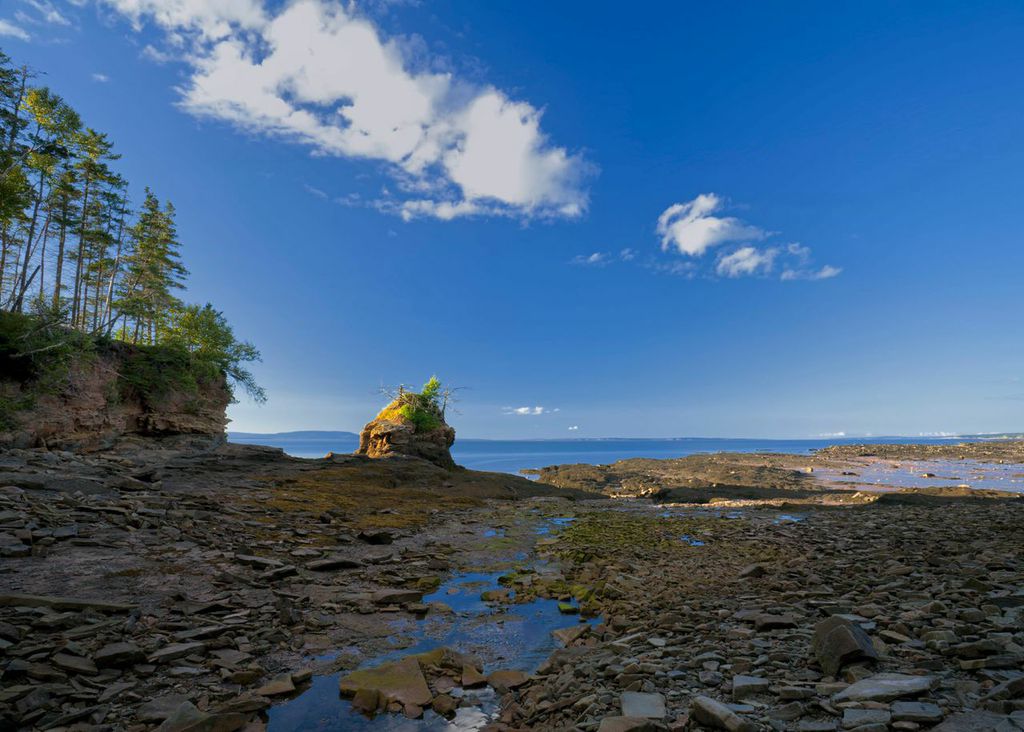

{"left": 716, "top": 245, "right": 776, "bottom": 278}
{"left": 0, "top": 19, "right": 31, "bottom": 39}
{"left": 657, "top": 193, "right": 765, "bottom": 256}
{"left": 98, "top": 0, "right": 590, "bottom": 221}
{"left": 503, "top": 406, "right": 559, "bottom": 416}
{"left": 655, "top": 195, "right": 840, "bottom": 281}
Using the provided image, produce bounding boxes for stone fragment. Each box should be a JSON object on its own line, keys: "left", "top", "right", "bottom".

{"left": 813, "top": 615, "right": 878, "bottom": 676}
{"left": 149, "top": 642, "right": 208, "bottom": 664}
{"left": 832, "top": 673, "right": 934, "bottom": 703}
{"left": 732, "top": 675, "right": 770, "bottom": 700}
{"left": 842, "top": 708, "right": 891, "bottom": 728}
{"left": 94, "top": 641, "right": 143, "bottom": 667}
{"left": 0, "top": 593, "right": 132, "bottom": 612}
{"left": 138, "top": 695, "right": 191, "bottom": 722}
{"left": 690, "top": 695, "right": 758, "bottom": 732}
{"left": 51, "top": 652, "right": 98, "bottom": 675}
{"left": 933, "top": 711, "right": 1024, "bottom": 731}
{"left": 620, "top": 691, "right": 666, "bottom": 718}
{"left": 254, "top": 673, "right": 295, "bottom": 696}
{"left": 462, "top": 664, "right": 487, "bottom": 688}
{"left": 371, "top": 589, "right": 421, "bottom": 605}
{"left": 339, "top": 657, "right": 433, "bottom": 708}
{"left": 431, "top": 694, "right": 458, "bottom": 718}
{"left": 487, "top": 669, "right": 530, "bottom": 693}
{"left": 306, "top": 556, "right": 361, "bottom": 571}
{"left": 598, "top": 717, "right": 663, "bottom": 732}
{"left": 350, "top": 687, "right": 380, "bottom": 714}
{"left": 891, "top": 701, "right": 943, "bottom": 723}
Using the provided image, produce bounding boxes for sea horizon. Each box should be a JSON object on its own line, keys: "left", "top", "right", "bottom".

{"left": 226, "top": 430, "right": 1018, "bottom": 475}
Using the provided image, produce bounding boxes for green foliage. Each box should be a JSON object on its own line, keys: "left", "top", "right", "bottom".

{"left": 396, "top": 376, "right": 444, "bottom": 433}
{"left": 160, "top": 303, "right": 265, "bottom": 403}
{"left": 0, "top": 49, "right": 264, "bottom": 407}
{"left": 0, "top": 309, "right": 91, "bottom": 387}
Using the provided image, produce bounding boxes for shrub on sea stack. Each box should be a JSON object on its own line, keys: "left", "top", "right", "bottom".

{"left": 357, "top": 377, "right": 456, "bottom": 468}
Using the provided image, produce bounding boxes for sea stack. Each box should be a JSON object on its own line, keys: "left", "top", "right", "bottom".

{"left": 357, "top": 378, "right": 456, "bottom": 468}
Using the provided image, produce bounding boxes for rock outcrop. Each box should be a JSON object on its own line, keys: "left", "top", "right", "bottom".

{"left": 0, "top": 341, "right": 230, "bottom": 451}
{"left": 357, "top": 396, "right": 456, "bottom": 468}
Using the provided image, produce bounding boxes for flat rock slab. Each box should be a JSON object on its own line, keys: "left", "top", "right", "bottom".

{"left": 371, "top": 589, "right": 422, "bottom": 605}
{"left": 732, "top": 675, "right": 770, "bottom": 700}
{"left": 94, "top": 641, "right": 143, "bottom": 667}
{"left": 306, "top": 556, "right": 361, "bottom": 571}
{"left": 832, "top": 673, "right": 934, "bottom": 703}
{"left": 690, "top": 695, "right": 758, "bottom": 732}
{"left": 842, "top": 708, "right": 891, "bottom": 728}
{"left": 598, "top": 717, "right": 664, "bottom": 732}
{"left": 891, "top": 701, "right": 944, "bottom": 723}
{"left": 339, "top": 657, "right": 433, "bottom": 708}
{"left": 149, "top": 642, "right": 208, "bottom": 665}
{"left": 620, "top": 691, "right": 666, "bottom": 719}
{"left": 0, "top": 593, "right": 133, "bottom": 613}
{"left": 933, "top": 711, "right": 1024, "bottom": 731}
{"left": 487, "top": 669, "right": 530, "bottom": 693}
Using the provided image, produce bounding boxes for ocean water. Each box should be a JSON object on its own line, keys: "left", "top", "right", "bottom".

{"left": 227, "top": 432, "right": 968, "bottom": 475}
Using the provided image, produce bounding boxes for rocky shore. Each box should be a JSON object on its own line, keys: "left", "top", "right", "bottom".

{"left": 1, "top": 439, "right": 1022, "bottom": 731}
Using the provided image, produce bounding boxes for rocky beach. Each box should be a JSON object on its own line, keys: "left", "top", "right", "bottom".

{"left": 2, "top": 427, "right": 1022, "bottom": 731}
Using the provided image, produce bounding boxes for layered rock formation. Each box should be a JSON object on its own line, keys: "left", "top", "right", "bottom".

{"left": 0, "top": 342, "right": 230, "bottom": 451}
{"left": 357, "top": 396, "right": 456, "bottom": 468}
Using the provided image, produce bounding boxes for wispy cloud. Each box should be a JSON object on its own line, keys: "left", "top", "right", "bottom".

{"left": 22, "top": 0, "right": 71, "bottom": 26}
{"left": 0, "top": 19, "right": 31, "bottom": 40}
{"left": 100, "top": 0, "right": 592, "bottom": 222}
{"left": 655, "top": 195, "right": 840, "bottom": 281}
{"left": 568, "top": 425, "right": 579, "bottom": 431}
{"left": 716, "top": 245, "right": 776, "bottom": 278}
{"left": 302, "top": 183, "right": 328, "bottom": 200}
{"left": 570, "top": 252, "right": 609, "bottom": 267}
{"left": 503, "top": 406, "right": 560, "bottom": 416}
{"left": 780, "top": 264, "right": 842, "bottom": 281}
{"left": 91, "top": 72, "right": 110, "bottom": 83}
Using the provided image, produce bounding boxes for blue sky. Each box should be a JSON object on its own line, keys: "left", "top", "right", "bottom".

{"left": 5, "top": 0, "right": 1023, "bottom": 438}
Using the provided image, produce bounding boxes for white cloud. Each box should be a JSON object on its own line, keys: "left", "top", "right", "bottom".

{"left": 619, "top": 248, "right": 636, "bottom": 261}
{"left": 571, "top": 252, "right": 608, "bottom": 266}
{"left": 780, "top": 264, "right": 842, "bottom": 281}
{"left": 568, "top": 425, "right": 579, "bottom": 431}
{"left": 141, "top": 44, "right": 173, "bottom": 63}
{"left": 654, "top": 195, "right": 840, "bottom": 281}
{"left": 92, "top": 72, "right": 110, "bottom": 82}
{"left": 0, "top": 19, "right": 31, "bottom": 40}
{"left": 716, "top": 245, "right": 776, "bottom": 278}
{"left": 302, "top": 183, "right": 328, "bottom": 199}
{"left": 99, "top": 0, "right": 590, "bottom": 221}
{"left": 22, "top": 0, "right": 71, "bottom": 26}
{"left": 503, "top": 406, "right": 559, "bottom": 416}
{"left": 657, "top": 193, "right": 765, "bottom": 256}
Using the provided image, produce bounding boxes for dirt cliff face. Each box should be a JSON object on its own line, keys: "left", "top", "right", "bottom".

{"left": 357, "top": 398, "right": 456, "bottom": 468}
{"left": 0, "top": 344, "right": 230, "bottom": 451}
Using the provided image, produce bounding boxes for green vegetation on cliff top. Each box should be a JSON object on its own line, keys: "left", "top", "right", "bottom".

{"left": 0, "top": 48, "right": 263, "bottom": 418}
